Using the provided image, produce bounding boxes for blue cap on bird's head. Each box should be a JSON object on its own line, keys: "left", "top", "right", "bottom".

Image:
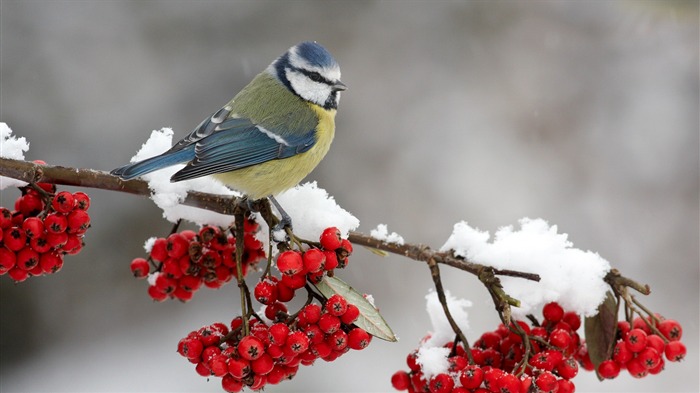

{"left": 270, "top": 41, "right": 346, "bottom": 109}
{"left": 293, "top": 41, "right": 339, "bottom": 70}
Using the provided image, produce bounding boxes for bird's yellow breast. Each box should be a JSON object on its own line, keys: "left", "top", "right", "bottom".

{"left": 213, "top": 104, "right": 336, "bottom": 199}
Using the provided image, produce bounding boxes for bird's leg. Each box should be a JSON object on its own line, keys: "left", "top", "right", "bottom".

{"left": 269, "top": 195, "right": 293, "bottom": 242}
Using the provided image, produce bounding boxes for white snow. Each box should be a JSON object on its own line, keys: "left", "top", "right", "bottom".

{"left": 273, "top": 181, "right": 360, "bottom": 240}
{"left": 143, "top": 237, "right": 157, "bottom": 253}
{"left": 0, "top": 123, "right": 30, "bottom": 189}
{"left": 416, "top": 290, "right": 472, "bottom": 379}
{"left": 416, "top": 346, "right": 451, "bottom": 380}
{"left": 370, "top": 224, "right": 405, "bottom": 245}
{"left": 440, "top": 218, "right": 611, "bottom": 317}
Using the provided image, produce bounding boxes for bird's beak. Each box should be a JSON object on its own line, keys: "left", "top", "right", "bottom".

{"left": 332, "top": 81, "right": 347, "bottom": 92}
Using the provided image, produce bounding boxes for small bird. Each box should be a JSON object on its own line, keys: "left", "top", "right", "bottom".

{"left": 111, "top": 41, "right": 346, "bottom": 228}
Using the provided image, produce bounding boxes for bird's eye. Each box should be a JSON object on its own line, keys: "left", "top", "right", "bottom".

{"left": 308, "top": 72, "right": 323, "bottom": 83}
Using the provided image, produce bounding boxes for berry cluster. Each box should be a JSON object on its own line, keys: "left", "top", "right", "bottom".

{"left": 392, "top": 302, "right": 580, "bottom": 393}
{"left": 577, "top": 316, "right": 686, "bottom": 380}
{"left": 177, "top": 227, "right": 369, "bottom": 392}
{"left": 254, "top": 227, "right": 353, "bottom": 308}
{"left": 130, "top": 218, "right": 266, "bottom": 302}
{"left": 178, "top": 298, "right": 370, "bottom": 392}
{"left": 1, "top": 176, "right": 91, "bottom": 282}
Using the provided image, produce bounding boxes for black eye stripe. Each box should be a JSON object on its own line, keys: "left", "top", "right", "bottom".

{"left": 299, "top": 69, "right": 333, "bottom": 85}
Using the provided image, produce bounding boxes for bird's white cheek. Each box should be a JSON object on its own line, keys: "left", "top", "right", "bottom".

{"left": 286, "top": 69, "right": 330, "bottom": 106}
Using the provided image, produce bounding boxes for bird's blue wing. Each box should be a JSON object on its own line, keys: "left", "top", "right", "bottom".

{"left": 169, "top": 117, "right": 316, "bottom": 182}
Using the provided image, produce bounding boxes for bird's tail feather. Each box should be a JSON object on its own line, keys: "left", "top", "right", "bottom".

{"left": 110, "top": 149, "right": 193, "bottom": 180}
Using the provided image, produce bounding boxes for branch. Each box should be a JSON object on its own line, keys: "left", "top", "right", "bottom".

{"left": 0, "top": 157, "right": 540, "bottom": 283}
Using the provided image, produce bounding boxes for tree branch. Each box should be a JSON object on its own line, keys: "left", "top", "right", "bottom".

{"left": 0, "top": 157, "right": 540, "bottom": 283}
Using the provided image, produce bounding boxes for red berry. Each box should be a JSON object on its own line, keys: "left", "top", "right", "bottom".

{"left": 177, "top": 337, "right": 204, "bottom": 360}
{"left": 227, "top": 357, "right": 251, "bottom": 379}
{"left": 44, "top": 212, "right": 67, "bottom": 234}
{"left": 328, "top": 330, "right": 348, "bottom": 351}
{"left": 3, "top": 227, "right": 27, "bottom": 251}
{"left": 664, "top": 341, "right": 686, "bottom": 362}
{"left": 556, "top": 357, "right": 579, "bottom": 380}
{"left": 562, "top": 311, "right": 581, "bottom": 331}
{"left": 323, "top": 249, "right": 339, "bottom": 271}
{"left": 238, "top": 335, "right": 265, "bottom": 360}
{"left": 302, "top": 248, "right": 326, "bottom": 273}
{"left": 406, "top": 350, "right": 420, "bottom": 372}
{"left": 543, "top": 302, "right": 565, "bottom": 323}
{"left": 391, "top": 370, "right": 411, "bottom": 391}
{"left": 285, "top": 331, "right": 310, "bottom": 355}
{"left": 496, "top": 372, "right": 521, "bottom": 393}
{"left": 347, "top": 327, "right": 371, "bottom": 350}
{"left": 429, "top": 373, "right": 454, "bottom": 393}
{"left": 535, "top": 371, "right": 558, "bottom": 393}
{"left": 18, "top": 193, "right": 43, "bottom": 216}
{"left": 447, "top": 355, "right": 468, "bottom": 372}
{"left": 626, "top": 357, "right": 648, "bottom": 378}
{"left": 72, "top": 192, "right": 91, "bottom": 210}
{"left": 277, "top": 251, "right": 304, "bottom": 276}
{"left": 221, "top": 374, "right": 243, "bottom": 393}
{"left": 598, "top": 359, "right": 621, "bottom": 379}
{"left": 268, "top": 323, "right": 289, "bottom": 346}
{"left": 61, "top": 234, "right": 83, "bottom": 255}
{"left": 166, "top": 233, "right": 189, "bottom": 258}
{"left": 66, "top": 209, "right": 90, "bottom": 234}
{"left": 0, "top": 247, "right": 16, "bottom": 273}
{"left": 657, "top": 319, "right": 682, "bottom": 341}
{"left": 638, "top": 347, "right": 661, "bottom": 370}
{"left": 318, "top": 313, "right": 341, "bottom": 334}
{"left": 254, "top": 279, "right": 278, "bottom": 305}
{"left": 625, "top": 328, "right": 648, "bottom": 353}
{"left": 264, "top": 301, "right": 288, "bottom": 321}
{"left": 648, "top": 357, "right": 665, "bottom": 375}
{"left": 130, "top": 258, "right": 150, "bottom": 278}
{"left": 276, "top": 281, "right": 295, "bottom": 302}
{"left": 149, "top": 238, "right": 168, "bottom": 262}
{"left": 645, "top": 334, "right": 665, "bottom": 354}
{"left": 557, "top": 379, "right": 575, "bottom": 393}
{"left": 251, "top": 353, "right": 274, "bottom": 375}
{"left": 0, "top": 208, "right": 12, "bottom": 229}
{"left": 459, "top": 364, "right": 484, "bottom": 389}
{"left": 549, "top": 328, "right": 572, "bottom": 349}
{"left": 326, "top": 294, "right": 348, "bottom": 317}
{"left": 147, "top": 285, "right": 168, "bottom": 301}
{"left": 301, "top": 304, "right": 322, "bottom": 324}
{"left": 16, "top": 247, "right": 39, "bottom": 270}
{"left": 46, "top": 231, "right": 68, "bottom": 248}
{"left": 483, "top": 367, "right": 505, "bottom": 392}
{"left": 22, "top": 217, "right": 44, "bottom": 238}
{"left": 8, "top": 266, "right": 29, "bottom": 282}
{"left": 39, "top": 252, "right": 63, "bottom": 274}
{"left": 612, "top": 340, "right": 633, "bottom": 364}
{"left": 617, "top": 320, "right": 631, "bottom": 339}
{"left": 340, "top": 303, "right": 360, "bottom": 324}
{"left": 209, "top": 354, "right": 228, "bottom": 377}
{"left": 319, "top": 227, "right": 342, "bottom": 251}
{"left": 51, "top": 191, "right": 75, "bottom": 213}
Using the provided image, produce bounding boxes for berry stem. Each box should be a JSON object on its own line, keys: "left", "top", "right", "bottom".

{"left": 233, "top": 206, "right": 249, "bottom": 336}
{"left": 426, "top": 256, "right": 474, "bottom": 364}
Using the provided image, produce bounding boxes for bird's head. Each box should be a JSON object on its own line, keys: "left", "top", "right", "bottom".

{"left": 269, "top": 41, "right": 346, "bottom": 110}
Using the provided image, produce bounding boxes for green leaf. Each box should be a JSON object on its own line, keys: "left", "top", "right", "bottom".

{"left": 584, "top": 291, "right": 619, "bottom": 372}
{"left": 314, "top": 276, "right": 397, "bottom": 342}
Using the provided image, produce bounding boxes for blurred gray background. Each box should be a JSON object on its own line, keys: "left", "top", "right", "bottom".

{"left": 1, "top": 1, "right": 698, "bottom": 392}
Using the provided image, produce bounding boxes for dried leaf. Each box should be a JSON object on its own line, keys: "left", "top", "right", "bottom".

{"left": 584, "top": 291, "right": 619, "bottom": 372}
{"left": 315, "top": 276, "right": 397, "bottom": 342}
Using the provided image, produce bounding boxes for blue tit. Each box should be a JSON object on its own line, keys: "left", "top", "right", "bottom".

{"left": 111, "top": 41, "right": 346, "bottom": 215}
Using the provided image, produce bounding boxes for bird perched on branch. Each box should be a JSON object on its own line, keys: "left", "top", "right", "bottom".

{"left": 111, "top": 41, "right": 346, "bottom": 229}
